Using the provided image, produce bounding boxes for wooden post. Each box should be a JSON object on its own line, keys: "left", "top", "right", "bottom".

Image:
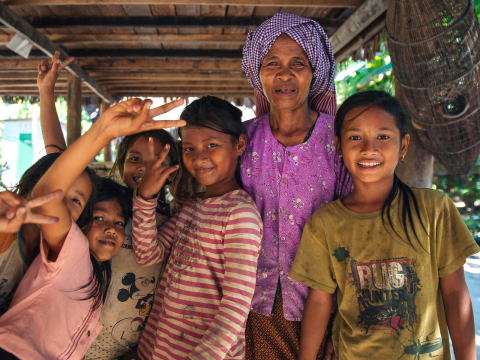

{"left": 100, "top": 100, "right": 112, "bottom": 162}
{"left": 66, "top": 73, "right": 82, "bottom": 147}
{"left": 395, "top": 82, "right": 434, "bottom": 188}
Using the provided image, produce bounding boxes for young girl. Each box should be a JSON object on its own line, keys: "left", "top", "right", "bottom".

{"left": 289, "top": 90, "right": 479, "bottom": 360}
{"left": 0, "top": 153, "right": 97, "bottom": 314}
{"left": 0, "top": 97, "right": 185, "bottom": 359}
{"left": 131, "top": 96, "right": 263, "bottom": 360}
{"left": 37, "top": 52, "right": 183, "bottom": 359}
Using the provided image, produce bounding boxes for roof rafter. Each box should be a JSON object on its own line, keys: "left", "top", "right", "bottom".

{"left": 0, "top": 1, "right": 114, "bottom": 102}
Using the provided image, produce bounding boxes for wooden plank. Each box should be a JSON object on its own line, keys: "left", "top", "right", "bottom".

{"left": 7, "top": 0, "right": 364, "bottom": 7}
{"left": 26, "top": 15, "right": 345, "bottom": 29}
{"left": 90, "top": 72, "right": 247, "bottom": 80}
{"left": 123, "top": 4, "right": 152, "bottom": 16}
{"left": 329, "top": 0, "right": 388, "bottom": 54}
{"left": 150, "top": 4, "right": 175, "bottom": 15}
{"left": 102, "top": 81, "right": 250, "bottom": 88}
{"left": 0, "top": 1, "right": 114, "bottom": 103}
{"left": 97, "top": 4, "right": 127, "bottom": 16}
{"left": 66, "top": 73, "right": 82, "bottom": 146}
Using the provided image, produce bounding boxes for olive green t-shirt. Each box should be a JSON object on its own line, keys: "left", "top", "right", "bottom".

{"left": 290, "top": 188, "right": 479, "bottom": 360}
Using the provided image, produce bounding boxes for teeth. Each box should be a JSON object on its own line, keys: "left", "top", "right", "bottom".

{"left": 359, "top": 163, "right": 380, "bottom": 167}
{"left": 100, "top": 240, "right": 115, "bottom": 246}
{"left": 134, "top": 177, "right": 142, "bottom": 183}
{"left": 278, "top": 89, "right": 294, "bottom": 93}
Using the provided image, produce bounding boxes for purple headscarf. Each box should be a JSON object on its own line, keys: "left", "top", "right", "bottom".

{"left": 242, "top": 13, "right": 337, "bottom": 116}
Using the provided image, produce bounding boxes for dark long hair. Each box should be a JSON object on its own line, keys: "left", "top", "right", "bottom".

{"left": 178, "top": 96, "right": 244, "bottom": 184}
{"left": 83, "top": 177, "right": 132, "bottom": 310}
{"left": 14, "top": 152, "right": 97, "bottom": 230}
{"left": 335, "top": 90, "right": 426, "bottom": 250}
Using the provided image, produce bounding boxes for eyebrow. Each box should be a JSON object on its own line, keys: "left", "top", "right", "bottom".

{"left": 263, "top": 55, "right": 308, "bottom": 61}
{"left": 74, "top": 190, "right": 87, "bottom": 201}
{"left": 345, "top": 127, "right": 395, "bottom": 132}
{"left": 183, "top": 136, "right": 225, "bottom": 145}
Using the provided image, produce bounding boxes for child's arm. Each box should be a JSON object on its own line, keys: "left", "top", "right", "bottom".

{"left": 132, "top": 191, "right": 178, "bottom": 266}
{"left": 299, "top": 288, "right": 333, "bottom": 360}
{"left": 186, "top": 203, "right": 262, "bottom": 360}
{"left": 132, "top": 141, "right": 180, "bottom": 265}
{"left": 0, "top": 190, "right": 61, "bottom": 234}
{"left": 440, "top": 267, "right": 476, "bottom": 360}
{"left": 32, "top": 98, "right": 185, "bottom": 258}
{"left": 37, "top": 51, "right": 74, "bottom": 153}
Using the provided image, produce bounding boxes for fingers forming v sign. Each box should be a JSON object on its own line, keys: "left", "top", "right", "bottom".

{"left": 0, "top": 190, "right": 62, "bottom": 233}
{"left": 100, "top": 98, "right": 186, "bottom": 140}
{"left": 137, "top": 138, "right": 180, "bottom": 200}
{"left": 37, "top": 51, "right": 74, "bottom": 91}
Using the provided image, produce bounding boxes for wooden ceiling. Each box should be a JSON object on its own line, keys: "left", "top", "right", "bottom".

{"left": 0, "top": 0, "right": 387, "bottom": 102}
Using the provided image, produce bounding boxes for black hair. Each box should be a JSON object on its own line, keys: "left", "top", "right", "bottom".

{"left": 14, "top": 152, "right": 97, "bottom": 230}
{"left": 83, "top": 177, "right": 132, "bottom": 310}
{"left": 178, "top": 95, "right": 244, "bottom": 140}
{"left": 335, "top": 90, "right": 426, "bottom": 250}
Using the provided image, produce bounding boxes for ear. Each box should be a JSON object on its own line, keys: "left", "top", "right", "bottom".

{"left": 334, "top": 136, "right": 342, "bottom": 157}
{"left": 400, "top": 133, "right": 410, "bottom": 157}
{"left": 167, "top": 169, "right": 178, "bottom": 182}
{"left": 236, "top": 134, "right": 247, "bottom": 157}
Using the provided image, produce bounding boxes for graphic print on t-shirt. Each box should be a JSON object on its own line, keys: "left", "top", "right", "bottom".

{"left": 348, "top": 257, "right": 420, "bottom": 335}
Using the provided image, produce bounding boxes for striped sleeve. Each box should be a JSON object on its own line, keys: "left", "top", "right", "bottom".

{"left": 186, "top": 202, "right": 263, "bottom": 360}
{"left": 132, "top": 190, "right": 178, "bottom": 266}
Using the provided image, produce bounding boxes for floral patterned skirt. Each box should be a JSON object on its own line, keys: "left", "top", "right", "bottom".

{"left": 245, "top": 292, "right": 329, "bottom": 360}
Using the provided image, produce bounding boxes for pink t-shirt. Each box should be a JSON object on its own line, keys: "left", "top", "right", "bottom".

{"left": 0, "top": 221, "right": 102, "bottom": 360}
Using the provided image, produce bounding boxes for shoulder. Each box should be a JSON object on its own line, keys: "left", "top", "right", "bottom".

{"left": 410, "top": 187, "right": 451, "bottom": 208}
{"left": 222, "top": 190, "right": 262, "bottom": 221}
{"left": 311, "top": 199, "right": 342, "bottom": 220}
{"left": 243, "top": 114, "right": 268, "bottom": 138}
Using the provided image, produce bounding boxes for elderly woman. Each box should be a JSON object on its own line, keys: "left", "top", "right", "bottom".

{"left": 240, "top": 13, "right": 351, "bottom": 359}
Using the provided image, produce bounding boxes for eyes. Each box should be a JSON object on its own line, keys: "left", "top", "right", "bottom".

{"left": 93, "top": 215, "right": 125, "bottom": 228}
{"left": 71, "top": 198, "right": 82, "bottom": 206}
{"left": 348, "top": 135, "right": 391, "bottom": 140}
{"left": 263, "top": 60, "right": 308, "bottom": 68}
{"left": 128, "top": 156, "right": 140, "bottom": 162}
{"left": 183, "top": 143, "right": 218, "bottom": 153}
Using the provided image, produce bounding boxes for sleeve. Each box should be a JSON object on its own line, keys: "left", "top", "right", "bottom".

{"left": 40, "top": 220, "right": 88, "bottom": 274}
{"left": 132, "top": 190, "right": 178, "bottom": 266}
{"left": 289, "top": 213, "right": 337, "bottom": 294}
{"left": 435, "top": 194, "right": 480, "bottom": 277}
{"left": 187, "top": 202, "right": 263, "bottom": 360}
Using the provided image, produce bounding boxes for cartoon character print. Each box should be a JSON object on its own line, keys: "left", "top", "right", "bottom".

{"left": 111, "top": 272, "right": 156, "bottom": 346}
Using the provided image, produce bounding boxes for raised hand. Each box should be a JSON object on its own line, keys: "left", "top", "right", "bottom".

{"left": 98, "top": 98, "right": 186, "bottom": 140}
{"left": 137, "top": 138, "right": 179, "bottom": 200}
{"left": 0, "top": 190, "right": 62, "bottom": 233}
{"left": 37, "top": 51, "right": 74, "bottom": 92}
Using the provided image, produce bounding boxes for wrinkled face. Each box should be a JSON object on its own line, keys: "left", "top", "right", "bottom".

{"left": 65, "top": 170, "right": 93, "bottom": 222}
{"left": 336, "top": 106, "right": 409, "bottom": 188}
{"left": 181, "top": 126, "right": 244, "bottom": 191}
{"left": 122, "top": 136, "right": 165, "bottom": 190}
{"left": 259, "top": 34, "right": 313, "bottom": 111}
{"left": 86, "top": 199, "right": 125, "bottom": 263}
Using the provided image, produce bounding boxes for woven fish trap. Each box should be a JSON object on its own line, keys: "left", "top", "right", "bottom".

{"left": 387, "top": 0, "right": 480, "bottom": 89}
{"left": 387, "top": 0, "right": 480, "bottom": 178}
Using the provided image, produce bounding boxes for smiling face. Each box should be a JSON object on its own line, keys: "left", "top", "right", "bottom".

{"left": 259, "top": 34, "right": 313, "bottom": 111}
{"left": 181, "top": 126, "right": 246, "bottom": 198}
{"left": 65, "top": 170, "right": 93, "bottom": 222}
{"left": 336, "top": 106, "right": 410, "bottom": 189}
{"left": 86, "top": 199, "right": 125, "bottom": 263}
{"left": 122, "top": 136, "right": 165, "bottom": 191}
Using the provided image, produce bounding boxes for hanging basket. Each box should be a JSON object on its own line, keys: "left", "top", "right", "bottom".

{"left": 386, "top": 0, "right": 480, "bottom": 179}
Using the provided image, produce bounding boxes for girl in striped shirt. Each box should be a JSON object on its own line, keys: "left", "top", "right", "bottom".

{"left": 131, "top": 96, "right": 263, "bottom": 360}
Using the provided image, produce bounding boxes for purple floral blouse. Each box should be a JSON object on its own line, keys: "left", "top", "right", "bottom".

{"left": 240, "top": 113, "right": 352, "bottom": 321}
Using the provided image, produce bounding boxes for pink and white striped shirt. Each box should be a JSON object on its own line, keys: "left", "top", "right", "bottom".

{"left": 132, "top": 189, "right": 262, "bottom": 360}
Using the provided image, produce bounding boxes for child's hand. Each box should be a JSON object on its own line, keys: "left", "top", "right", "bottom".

{"left": 98, "top": 98, "right": 186, "bottom": 140}
{"left": 138, "top": 138, "right": 179, "bottom": 200}
{"left": 37, "top": 51, "right": 74, "bottom": 93}
{"left": 0, "top": 190, "right": 62, "bottom": 233}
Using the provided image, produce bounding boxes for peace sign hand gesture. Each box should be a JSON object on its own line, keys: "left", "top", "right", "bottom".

{"left": 37, "top": 51, "right": 74, "bottom": 92}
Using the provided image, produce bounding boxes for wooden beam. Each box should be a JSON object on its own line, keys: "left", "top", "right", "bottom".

{"left": 0, "top": 33, "right": 249, "bottom": 45}
{"left": 330, "top": 0, "right": 388, "bottom": 54}
{"left": 0, "top": 48, "right": 243, "bottom": 59}
{"left": 0, "top": 71, "right": 67, "bottom": 80}
{"left": 100, "top": 81, "right": 250, "bottom": 87}
{"left": 24, "top": 16, "right": 346, "bottom": 29}
{"left": 90, "top": 72, "right": 247, "bottom": 81}
{"left": 66, "top": 73, "right": 82, "bottom": 146}
{"left": 0, "top": 58, "right": 243, "bottom": 71}
{"left": 7, "top": 1, "right": 364, "bottom": 8}
{"left": 334, "top": 14, "right": 385, "bottom": 63}
{"left": 0, "top": 1, "right": 114, "bottom": 103}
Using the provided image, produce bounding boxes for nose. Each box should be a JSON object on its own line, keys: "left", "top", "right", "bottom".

{"left": 137, "top": 159, "right": 147, "bottom": 172}
{"left": 361, "top": 139, "right": 378, "bottom": 155}
{"left": 192, "top": 149, "right": 207, "bottom": 164}
{"left": 105, "top": 222, "right": 117, "bottom": 236}
{"left": 276, "top": 65, "right": 293, "bottom": 82}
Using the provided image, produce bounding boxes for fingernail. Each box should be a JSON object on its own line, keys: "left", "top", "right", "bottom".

{"left": 165, "top": 144, "right": 170, "bottom": 149}
{"left": 149, "top": 137, "right": 152, "bottom": 142}
{"left": 18, "top": 208, "right": 26, "bottom": 215}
